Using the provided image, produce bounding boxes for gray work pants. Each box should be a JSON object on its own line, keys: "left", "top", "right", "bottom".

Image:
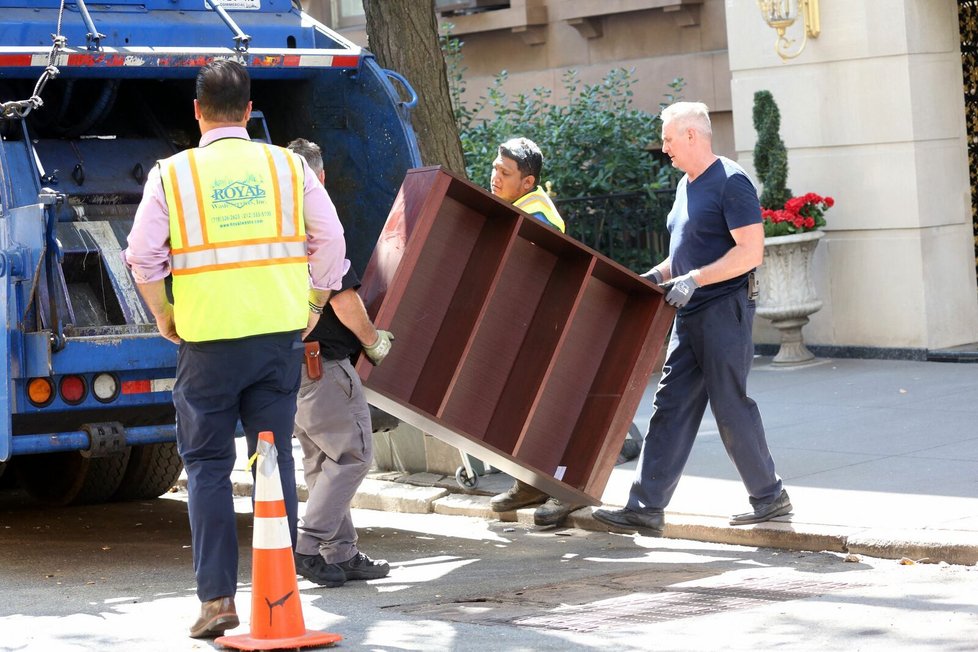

{"left": 293, "top": 357, "right": 372, "bottom": 563}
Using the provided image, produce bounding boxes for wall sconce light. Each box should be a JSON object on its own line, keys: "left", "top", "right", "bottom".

{"left": 757, "top": 0, "right": 820, "bottom": 61}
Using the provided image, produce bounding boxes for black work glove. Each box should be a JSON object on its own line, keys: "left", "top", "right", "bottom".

{"left": 661, "top": 273, "right": 700, "bottom": 308}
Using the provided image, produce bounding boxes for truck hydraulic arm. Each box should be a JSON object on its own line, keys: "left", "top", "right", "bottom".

{"left": 205, "top": 0, "right": 252, "bottom": 52}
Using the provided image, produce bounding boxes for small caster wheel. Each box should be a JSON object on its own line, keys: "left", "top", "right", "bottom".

{"left": 455, "top": 465, "right": 478, "bottom": 489}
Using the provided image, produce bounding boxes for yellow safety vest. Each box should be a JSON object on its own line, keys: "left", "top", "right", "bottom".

{"left": 514, "top": 186, "right": 565, "bottom": 233}
{"left": 160, "top": 137, "right": 308, "bottom": 342}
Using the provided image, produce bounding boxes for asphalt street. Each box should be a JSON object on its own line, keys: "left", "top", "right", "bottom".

{"left": 2, "top": 355, "right": 977, "bottom": 650}
{"left": 1, "top": 487, "right": 977, "bottom": 651}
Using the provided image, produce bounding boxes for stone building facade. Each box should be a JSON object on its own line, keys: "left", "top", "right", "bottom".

{"left": 303, "top": 0, "right": 978, "bottom": 355}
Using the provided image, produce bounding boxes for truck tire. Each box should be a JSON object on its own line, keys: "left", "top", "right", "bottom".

{"left": 112, "top": 442, "right": 184, "bottom": 501}
{"left": 0, "top": 460, "right": 14, "bottom": 489}
{"left": 14, "top": 449, "right": 131, "bottom": 505}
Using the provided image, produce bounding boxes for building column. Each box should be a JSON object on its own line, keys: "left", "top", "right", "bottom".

{"left": 727, "top": 0, "right": 978, "bottom": 351}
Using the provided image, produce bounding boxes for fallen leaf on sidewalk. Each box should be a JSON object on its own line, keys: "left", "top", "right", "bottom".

{"left": 899, "top": 557, "right": 915, "bottom": 565}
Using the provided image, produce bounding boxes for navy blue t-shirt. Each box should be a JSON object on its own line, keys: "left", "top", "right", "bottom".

{"left": 667, "top": 157, "right": 761, "bottom": 313}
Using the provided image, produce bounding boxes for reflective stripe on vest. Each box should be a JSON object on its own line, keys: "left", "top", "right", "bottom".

{"left": 171, "top": 239, "right": 307, "bottom": 275}
{"left": 167, "top": 142, "right": 304, "bottom": 271}
{"left": 514, "top": 186, "right": 565, "bottom": 233}
{"left": 160, "top": 138, "right": 309, "bottom": 342}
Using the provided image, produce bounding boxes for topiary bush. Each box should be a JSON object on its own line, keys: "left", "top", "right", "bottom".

{"left": 752, "top": 90, "right": 792, "bottom": 210}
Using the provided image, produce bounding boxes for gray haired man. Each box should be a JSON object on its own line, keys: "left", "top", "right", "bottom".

{"left": 287, "top": 137, "right": 394, "bottom": 586}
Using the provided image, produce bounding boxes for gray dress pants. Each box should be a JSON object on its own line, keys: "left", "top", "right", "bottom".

{"left": 293, "top": 357, "right": 372, "bottom": 563}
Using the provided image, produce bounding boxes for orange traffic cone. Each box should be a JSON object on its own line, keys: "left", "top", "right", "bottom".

{"left": 216, "top": 431, "right": 342, "bottom": 651}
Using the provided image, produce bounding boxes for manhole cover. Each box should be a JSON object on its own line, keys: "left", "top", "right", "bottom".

{"left": 510, "top": 577, "right": 861, "bottom": 632}
{"left": 396, "top": 570, "right": 865, "bottom": 634}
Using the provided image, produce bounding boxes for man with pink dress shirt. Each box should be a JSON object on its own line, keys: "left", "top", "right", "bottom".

{"left": 124, "top": 60, "right": 346, "bottom": 639}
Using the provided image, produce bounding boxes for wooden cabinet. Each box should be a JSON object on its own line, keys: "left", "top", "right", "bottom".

{"left": 357, "top": 167, "right": 674, "bottom": 505}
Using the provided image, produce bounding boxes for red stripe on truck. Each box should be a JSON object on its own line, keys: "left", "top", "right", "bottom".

{"left": 0, "top": 54, "right": 32, "bottom": 66}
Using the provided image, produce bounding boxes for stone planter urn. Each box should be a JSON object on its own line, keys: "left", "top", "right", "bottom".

{"left": 756, "top": 230, "right": 824, "bottom": 366}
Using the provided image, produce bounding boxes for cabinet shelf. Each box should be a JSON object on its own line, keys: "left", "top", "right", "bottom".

{"left": 357, "top": 167, "right": 674, "bottom": 505}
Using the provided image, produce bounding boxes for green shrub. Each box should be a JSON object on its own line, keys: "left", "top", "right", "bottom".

{"left": 441, "top": 26, "right": 681, "bottom": 270}
{"left": 442, "top": 26, "right": 680, "bottom": 200}
{"left": 752, "top": 90, "right": 792, "bottom": 210}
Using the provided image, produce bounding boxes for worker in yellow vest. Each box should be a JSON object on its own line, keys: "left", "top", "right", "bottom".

{"left": 125, "top": 60, "right": 346, "bottom": 640}
{"left": 490, "top": 137, "right": 565, "bottom": 232}
{"left": 488, "top": 137, "right": 584, "bottom": 527}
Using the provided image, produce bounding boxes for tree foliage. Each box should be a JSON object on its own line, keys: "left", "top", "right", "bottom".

{"left": 752, "top": 90, "right": 792, "bottom": 210}
{"left": 442, "top": 27, "right": 681, "bottom": 200}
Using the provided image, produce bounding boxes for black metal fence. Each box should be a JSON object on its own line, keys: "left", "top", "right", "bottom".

{"left": 557, "top": 188, "right": 674, "bottom": 274}
{"left": 958, "top": 0, "right": 978, "bottom": 278}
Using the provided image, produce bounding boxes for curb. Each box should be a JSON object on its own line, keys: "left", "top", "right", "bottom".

{"left": 176, "top": 474, "right": 978, "bottom": 567}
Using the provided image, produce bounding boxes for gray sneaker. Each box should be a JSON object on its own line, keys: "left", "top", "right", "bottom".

{"left": 533, "top": 498, "right": 585, "bottom": 526}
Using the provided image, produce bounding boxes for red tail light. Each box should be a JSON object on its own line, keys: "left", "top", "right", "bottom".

{"left": 59, "top": 375, "right": 87, "bottom": 404}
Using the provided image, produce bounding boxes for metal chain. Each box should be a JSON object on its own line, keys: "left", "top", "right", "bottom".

{"left": 0, "top": 0, "right": 67, "bottom": 119}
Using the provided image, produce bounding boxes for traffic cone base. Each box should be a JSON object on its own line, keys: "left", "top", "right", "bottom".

{"left": 216, "top": 431, "right": 342, "bottom": 650}
{"left": 215, "top": 629, "right": 343, "bottom": 651}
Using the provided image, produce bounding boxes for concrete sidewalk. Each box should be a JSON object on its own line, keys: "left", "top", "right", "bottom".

{"left": 207, "top": 355, "right": 978, "bottom": 565}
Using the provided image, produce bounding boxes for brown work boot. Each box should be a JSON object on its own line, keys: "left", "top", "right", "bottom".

{"left": 533, "top": 497, "right": 586, "bottom": 526}
{"left": 490, "top": 480, "right": 548, "bottom": 512}
{"left": 189, "top": 596, "right": 239, "bottom": 639}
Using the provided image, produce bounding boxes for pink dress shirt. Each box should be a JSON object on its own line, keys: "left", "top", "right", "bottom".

{"left": 125, "top": 126, "right": 346, "bottom": 291}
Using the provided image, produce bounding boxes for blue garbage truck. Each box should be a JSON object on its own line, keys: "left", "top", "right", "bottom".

{"left": 0, "top": 0, "right": 420, "bottom": 504}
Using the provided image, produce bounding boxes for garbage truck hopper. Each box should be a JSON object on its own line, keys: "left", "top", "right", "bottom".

{"left": 0, "top": 0, "right": 421, "bottom": 504}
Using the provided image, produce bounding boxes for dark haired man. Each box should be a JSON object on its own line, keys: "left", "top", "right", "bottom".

{"left": 125, "top": 59, "right": 347, "bottom": 638}
{"left": 487, "top": 137, "right": 583, "bottom": 527}
{"left": 285, "top": 137, "right": 392, "bottom": 588}
{"left": 490, "top": 137, "right": 565, "bottom": 232}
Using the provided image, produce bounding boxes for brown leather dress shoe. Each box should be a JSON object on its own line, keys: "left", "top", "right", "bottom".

{"left": 189, "top": 596, "right": 239, "bottom": 639}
